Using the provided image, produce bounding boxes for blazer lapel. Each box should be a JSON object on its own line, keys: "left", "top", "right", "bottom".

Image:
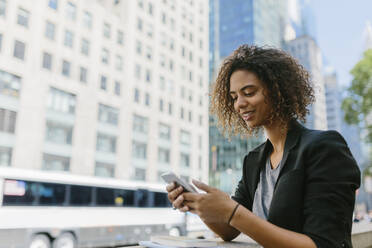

{"left": 246, "top": 140, "right": 272, "bottom": 199}
{"left": 274, "top": 120, "right": 304, "bottom": 189}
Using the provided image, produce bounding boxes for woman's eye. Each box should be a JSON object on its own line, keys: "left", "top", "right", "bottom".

{"left": 244, "top": 92, "right": 254, "bottom": 96}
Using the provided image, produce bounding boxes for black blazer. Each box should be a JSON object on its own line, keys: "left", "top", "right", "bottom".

{"left": 232, "top": 120, "right": 361, "bottom": 248}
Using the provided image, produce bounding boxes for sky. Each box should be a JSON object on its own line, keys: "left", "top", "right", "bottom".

{"left": 308, "top": 0, "right": 372, "bottom": 88}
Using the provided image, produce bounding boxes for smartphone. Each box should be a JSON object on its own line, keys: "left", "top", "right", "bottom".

{"left": 161, "top": 171, "right": 197, "bottom": 193}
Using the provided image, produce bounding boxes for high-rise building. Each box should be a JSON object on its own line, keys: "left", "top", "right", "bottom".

{"left": 364, "top": 21, "right": 372, "bottom": 51}
{"left": 0, "top": 0, "right": 210, "bottom": 183}
{"left": 324, "top": 72, "right": 342, "bottom": 132}
{"left": 208, "top": 0, "right": 288, "bottom": 192}
{"left": 285, "top": 35, "right": 327, "bottom": 130}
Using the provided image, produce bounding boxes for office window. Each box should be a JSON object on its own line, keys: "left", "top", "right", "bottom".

{"left": 83, "top": 11, "right": 92, "bottom": 29}
{"left": 170, "top": 18, "right": 175, "bottom": 31}
{"left": 188, "top": 111, "right": 192, "bottom": 122}
{"left": 159, "top": 123, "right": 171, "bottom": 140}
{"left": 100, "top": 75, "right": 107, "bottom": 90}
{"left": 145, "top": 69, "right": 151, "bottom": 83}
{"left": 134, "top": 168, "right": 146, "bottom": 181}
{"left": 161, "top": 12, "right": 166, "bottom": 24}
{"left": 114, "top": 81, "right": 120, "bottom": 96}
{"left": 95, "top": 162, "right": 114, "bottom": 178}
{"left": 13, "top": 40, "right": 25, "bottom": 60}
{"left": 115, "top": 55, "right": 123, "bottom": 71}
{"left": 103, "top": 23, "right": 111, "bottom": 38}
{"left": 48, "top": 0, "right": 58, "bottom": 10}
{"left": 45, "top": 121, "right": 73, "bottom": 145}
{"left": 42, "top": 52, "right": 52, "bottom": 70}
{"left": 189, "top": 51, "right": 193, "bottom": 62}
{"left": 132, "top": 141, "right": 147, "bottom": 159}
{"left": 146, "top": 46, "right": 152, "bottom": 60}
{"left": 81, "top": 39, "right": 90, "bottom": 56}
{"left": 169, "top": 38, "right": 174, "bottom": 50}
{"left": 160, "top": 54, "right": 165, "bottom": 67}
{"left": 180, "top": 153, "right": 190, "bottom": 167}
{"left": 168, "top": 103, "right": 172, "bottom": 115}
{"left": 198, "top": 135, "right": 202, "bottom": 149}
{"left": 199, "top": 57, "right": 203, "bottom": 68}
{"left": 96, "top": 133, "right": 116, "bottom": 153}
{"left": 0, "top": 34, "right": 2, "bottom": 52}
{"left": 169, "top": 59, "right": 174, "bottom": 71}
{"left": 61, "top": 60, "right": 71, "bottom": 77}
{"left": 65, "top": 2, "right": 76, "bottom": 20}
{"left": 0, "top": 0, "right": 6, "bottom": 17}
{"left": 64, "top": 30, "right": 74, "bottom": 48}
{"left": 133, "top": 114, "right": 148, "bottom": 134}
{"left": 45, "top": 21, "right": 55, "bottom": 40}
{"left": 146, "top": 24, "right": 153, "bottom": 38}
{"left": 79, "top": 67, "right": 87, "bottom": 83}
{"left": 117, "top": 30, "right": 124, "bottom": 45}
{"left": 137, "top": 18, "right": 143, "bottom": 31}
{"left": 180, "top": 130, "right": 191, "bottom": 146}
{"left": 101, "top": 48, "right": 109, "bottom": 64}
{"left": 43, "top": 154, "right": 70, "bottom": 171}
{"left": 134, "top": 88, "right": 140, "bottom": 103}
{"left": 0, "top": 69, "right": 21, "bottom": 98}
{"left": 0, "top": 147, "right": 11, "bottom": 167}
{"left": 199, "top": 115, "right": 203, "bottom": 126}
{"left": 145, "top": 93, "right": 150, "bottom": 106}
{"left": 98, "top": 103, "right": 119, "bottom": 126}
{"left": 136, "top": 40, "right": 142, "bottom": 54}
{"left": 158, "top": 147, "right": 170, "bottom": 163}
{"left": 47, "top": 87, "right": 76, "bottom": 114}
{"left": 159, "top": 76, "right": 165, "bottom": 90}
{"left": 180, "top": 107, "right": 184, "bottom": 119}
{"left": 159, "top": 99, "right": 163, "bottom": 112}
{"left": 17, "top": 8, "right": 29, "bottom": 27}
{"left": 0, "top": 108, "right": 17, "bottom": 133}
{"left": 148, "top": 3, "right": 153, "bottom": 15}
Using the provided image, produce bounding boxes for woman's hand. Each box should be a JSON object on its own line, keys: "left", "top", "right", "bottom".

{"left": 166, "top": 182, "right": 186, "bottom": 209}
{"left": 181, "top": 180, "right": 238, "bottom": 223}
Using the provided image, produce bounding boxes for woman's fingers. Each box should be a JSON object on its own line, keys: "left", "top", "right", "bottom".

{"left": 173, "top": 194, "right": 184, "bottom": 208}
{"left": 167, "top": 186, "right": 184, "bottom": 202}
{"left": 166, "top": 182, "right": 176, "bottom": 192}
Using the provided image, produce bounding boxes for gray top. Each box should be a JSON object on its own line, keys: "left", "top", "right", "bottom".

{"left": 252, "top": 155, "right": 284, "bottom": 220}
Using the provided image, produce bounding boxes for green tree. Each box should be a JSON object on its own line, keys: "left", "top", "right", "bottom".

{"left": 342, "top": 49, "right": 372, "bottom": 143}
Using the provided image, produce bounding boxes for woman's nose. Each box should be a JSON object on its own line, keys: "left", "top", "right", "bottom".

{"left": 236, "top": 95, "right": 248, "bottom": 109}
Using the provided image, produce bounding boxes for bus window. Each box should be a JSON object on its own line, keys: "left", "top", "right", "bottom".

{"left": 115, "top": 189, "right": 135, "bottom": 206}
{"left": 39, "top": 183, "right": 66, "bottom": 205}
{"left": 134, "top": 189, "right": 149, "bottom": 207}
{"left": 70, "top": 185, "right": 92, "bottom": 206}
{"left": 2, "top": 179, "right": 38, "bottom": 205}
{"left": 154, "top": 192, "right": 171, "bottom": 207}
{"left": 96, "top": 187, "right": 115, "bottom": 206}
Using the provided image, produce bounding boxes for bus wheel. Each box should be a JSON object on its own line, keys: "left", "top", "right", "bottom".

{"left": 52, "top": 233, "right": 76, "bottom": 248}
{"left": 29, "top": 234, "right": 51, "bottom": 248}
{"left": 169, "top": 227, "right": 181, "bottom": 236}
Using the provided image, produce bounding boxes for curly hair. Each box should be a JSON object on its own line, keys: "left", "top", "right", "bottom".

{"left": 210, "top": 45, "right": 315, "bottom": 137}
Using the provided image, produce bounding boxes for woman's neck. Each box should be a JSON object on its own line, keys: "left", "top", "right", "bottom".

{"left": 264, "top": 121, "right": 288, "bottom": 154}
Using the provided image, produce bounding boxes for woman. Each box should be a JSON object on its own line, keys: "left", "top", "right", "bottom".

{"left": 167, "top": 45, "right": 361, "bottom": 248}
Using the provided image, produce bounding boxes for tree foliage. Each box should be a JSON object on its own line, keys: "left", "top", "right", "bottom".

{"left": 342, "top": 49, "right": 372, "bottom": 143}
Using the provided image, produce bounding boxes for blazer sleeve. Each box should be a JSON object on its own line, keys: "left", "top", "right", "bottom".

{"left": 231, "top": 155, "right": 253, "bottom": 211}
{"left": 302, "top": 131, "right": 361, "bottom": 248}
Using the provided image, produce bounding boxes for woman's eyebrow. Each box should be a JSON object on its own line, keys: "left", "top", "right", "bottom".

{"left": 229, "top": 84, "right": 256, "bottom": 94}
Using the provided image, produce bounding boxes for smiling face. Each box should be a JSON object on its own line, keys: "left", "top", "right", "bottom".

{"left": 229, "top": 70, "right": 272, "bottom": 128}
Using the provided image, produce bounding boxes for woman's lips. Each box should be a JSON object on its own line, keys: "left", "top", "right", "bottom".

{"left": 242, "top": 110, "right": 255, "bottom": 121}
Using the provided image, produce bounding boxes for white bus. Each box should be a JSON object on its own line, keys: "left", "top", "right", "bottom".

{"left": 0, "top": 167, "right": 186, "bottom": 248}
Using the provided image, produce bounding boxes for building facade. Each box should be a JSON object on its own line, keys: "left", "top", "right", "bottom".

{"left": 285, "top": 35, "right": 327, "bottom": 130}
{"left": 0, "top": 0, "right": 210, "bottom": 183}
{"left": 208, "top": 0, "right": 288, "bottom": 192}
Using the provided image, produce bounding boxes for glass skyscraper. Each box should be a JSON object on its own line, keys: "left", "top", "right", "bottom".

{"left": 208, "top": 0, "right": 288, "bottom": 192}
